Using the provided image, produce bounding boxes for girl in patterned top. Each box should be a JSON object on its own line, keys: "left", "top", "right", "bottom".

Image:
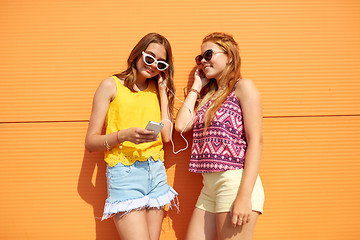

{"left": 85, "top": 33, "right": 178, "bottom": 240}
{"left": 175, "top": 32, "right": 265, "bottom": 240}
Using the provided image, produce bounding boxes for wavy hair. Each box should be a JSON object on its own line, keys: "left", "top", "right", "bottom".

{"left": 196, "top": 32, "right": 242, "bottom": 132}
{"left": 115, "top": 33, "right": 175, "bottom": 119}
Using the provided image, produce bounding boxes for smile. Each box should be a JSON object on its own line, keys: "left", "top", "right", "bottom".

{"left": 145, "top": 66, "right": 155, "bottom": 73}
{"left": 203, "top": 65, "right": 211, "bottom": 70}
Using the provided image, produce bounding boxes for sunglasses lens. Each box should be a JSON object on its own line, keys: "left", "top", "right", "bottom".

{"left": 144, "top": 55, "right": 155, "bottom": 65}
{"left": 204, "top": 50, "right": 213, "bottom": 61}
{"left": 195, "top": 55, "right": 203, "bottom": 65}
{"left": 195, "top": 50, "right": 214, "bottom": 65}
{"left": 157, "top": 62, "right": 167, "bottom": 70}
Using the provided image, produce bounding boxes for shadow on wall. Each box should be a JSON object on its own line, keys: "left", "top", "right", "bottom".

{"left": 77, "top": 150, "right": 119, "bottom": 240}
{"left": 163, "top": 66, "right": 203, "bottom": 239}
{"left": 163, "top": 130, "right": 203, "bottom": 240}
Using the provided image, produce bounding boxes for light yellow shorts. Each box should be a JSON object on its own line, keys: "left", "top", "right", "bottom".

{"left": 195, "top": 169, "right": 265, "bottom": 214}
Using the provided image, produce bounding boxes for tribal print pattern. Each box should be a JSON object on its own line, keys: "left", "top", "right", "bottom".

{"left": 189, "top": 90, "right": 247, "bottom": 173}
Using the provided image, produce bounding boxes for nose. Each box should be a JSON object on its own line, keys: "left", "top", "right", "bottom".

{"left": 201, "top": 57, "right": 207, "bottom": 64}
{"left": 150, "top": 61, "right": 157, "bottom": 70}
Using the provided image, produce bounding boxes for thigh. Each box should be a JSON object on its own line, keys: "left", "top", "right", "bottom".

{"left": 113, "top": 209, "right": 150, "bottom": 240}
{"left": 216, "top": 211, "right": 259, "bottom": 240}
{"left": 146, "top": 208, "right": 164, "bottom": 240}
{"left": 215, "top": 170, "right": 264, "bottom": 214}
{"left": 186, "top": 208, "right": 217, "bottom": 240}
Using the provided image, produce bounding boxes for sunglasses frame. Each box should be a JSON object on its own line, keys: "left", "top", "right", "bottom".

{"left": 195, "top": 49, "right": 225, "bottom": 65}
{"left": 142, "top": 51, "right": 169, "bottom": 71}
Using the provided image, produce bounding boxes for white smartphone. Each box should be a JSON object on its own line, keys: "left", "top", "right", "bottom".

{"left": 145, "top": 121, "right": 164, "bottom": 135}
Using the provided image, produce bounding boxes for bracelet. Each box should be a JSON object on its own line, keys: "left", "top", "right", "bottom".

{"left": 116, "top": 130, "right": 123, "bottom": 149}
{"left": 104, "top": 134, "right": 111, "bottom": 151}
{"left": 189, "top": 88, "right": 200, "bottom": 97}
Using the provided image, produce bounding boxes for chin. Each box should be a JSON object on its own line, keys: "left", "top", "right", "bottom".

{"left": 205, "top": 73, "right": 215, "bottom": 79}
{"left": 141, "top": 70, "right": 156, "bottom": 79}
{"left": 206, "top": 71, "right": 221, "bottom": 80}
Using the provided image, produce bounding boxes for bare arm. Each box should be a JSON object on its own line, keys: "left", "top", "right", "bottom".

{"left": 175, "top": 68, "right": 209, "bottom": 132}
{"left": 231, "top": 78, "right": 263, "bottom": 227}
{"left": 85, "top": 77, "right": 116, "bottom": 152}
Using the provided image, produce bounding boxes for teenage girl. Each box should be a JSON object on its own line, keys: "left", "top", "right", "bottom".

{"left": 175, "top": 32, "right": 265, "bottom": 240}
{"left": 85, "top": 33, "right": 178, "bottom": 240}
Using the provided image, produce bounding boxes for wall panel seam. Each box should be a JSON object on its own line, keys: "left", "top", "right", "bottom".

{"left": 1, "top": 114, "right": 360, "bottom": 124}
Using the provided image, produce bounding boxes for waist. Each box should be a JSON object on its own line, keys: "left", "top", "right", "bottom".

{"left": 105, "top": 144, "right": 164, "bottom": 167}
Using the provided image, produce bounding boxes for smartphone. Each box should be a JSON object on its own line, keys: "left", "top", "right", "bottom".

{"left": 145, "top": 121, "right": 164, "bottom": 135}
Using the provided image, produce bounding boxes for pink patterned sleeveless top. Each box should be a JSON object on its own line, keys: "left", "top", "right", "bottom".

{"left": 189, "top": 88, "right": 247, "bottom": 173}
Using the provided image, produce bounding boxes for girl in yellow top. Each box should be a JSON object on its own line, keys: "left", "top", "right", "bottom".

{"left": 85, "top": 33, "right": 178, "bottom": 240}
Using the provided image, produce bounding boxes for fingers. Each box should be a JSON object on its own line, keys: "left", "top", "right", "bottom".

{"left": 158, "top": 74, "right": 165, "bottom": 83}
{"left": 133, "top": 129, "right": 158, "bottom": 144}
{"left": 231, "top": 213, "right": 238, "bottom": 228}
{"left": 243, "top": 214, "right": 250, "bottom": 224}
{"left": 194, "top": 68, "right": 209, "bottom": 90}
{"left": 158, "top": 72, "right": 168, "bottom": 83}
{"left": 138, "top": 128, "right": 158, "bottom": 136}
{"left": 231, "top": 214, "right": 251, "bottom": 228}
{"left": 195, "top": 68, "right": 205, "bottom": 78}
{"left": 157, "top": 75, "right": 168, "bottom": 92}
{"left": 132, "top": 136, "right": 158, "bottom": 144}
{"left": 123, "top": 128, "right": 159, "bottom": 145}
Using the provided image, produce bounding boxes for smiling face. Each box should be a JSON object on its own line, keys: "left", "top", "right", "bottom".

{"left": 199, "top": 41, "right": 229, "bottom": 80}
{"left": 136, "top": 42, "right": 167, "bottom": 81}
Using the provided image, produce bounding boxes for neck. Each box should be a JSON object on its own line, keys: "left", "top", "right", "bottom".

{"left": 134, "top": 78, "right": 149, "bottom": 92}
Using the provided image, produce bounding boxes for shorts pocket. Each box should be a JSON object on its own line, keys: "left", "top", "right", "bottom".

{"left": 107, "top": 163, "right": 132, "bottom": 184}
{"left": 151, "top": 160, "right": 167, "bottom": 180}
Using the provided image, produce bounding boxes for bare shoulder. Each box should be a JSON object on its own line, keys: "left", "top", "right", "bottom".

{"left": 95, "top": 76, "right": 117, "bottom": 101}
{"left": 101, "top": 76, "right": 116, "bottom": 89}
{"left": 235, "top": 78, "right": 261, "bottom": 100}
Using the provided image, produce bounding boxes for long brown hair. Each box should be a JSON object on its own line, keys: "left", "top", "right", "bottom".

{"left": 197, "top": 32, "right": 242, "bottom": 132}
{"left": 115, "top": 33, "right": 175, "bottom": 119}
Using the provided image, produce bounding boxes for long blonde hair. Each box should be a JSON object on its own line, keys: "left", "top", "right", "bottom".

{"left": 115, "top": 33, "right": 175, "bottom": 119}
{"left": 197, "top": 32, "right": 242, "bottom": 132}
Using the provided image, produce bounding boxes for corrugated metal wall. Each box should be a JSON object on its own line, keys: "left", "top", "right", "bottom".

{"left": 0, "top": 0, "right": 359, "bottom": 239}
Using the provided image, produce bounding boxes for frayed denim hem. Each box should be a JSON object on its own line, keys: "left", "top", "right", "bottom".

{"left": 101, "top": 187, "right": 179, "bottom": 221}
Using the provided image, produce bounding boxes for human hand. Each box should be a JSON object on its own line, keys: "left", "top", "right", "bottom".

{"left": 193, "top": 68, "right": 209, "bottom": 90}
{"left": 122, "top": 127, "right": 158, "bottom": 144}
{"left": 230, "top": 196, "right": 252, "bottom": 228}
{"left": 157, "top": 72, "right": 168, "bottom": 92}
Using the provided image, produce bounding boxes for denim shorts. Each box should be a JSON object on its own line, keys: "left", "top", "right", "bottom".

{"left": 102, "top": 157, "right": 178, "bottom": 220}
{"left": 195, "top": 169, "right": 264, "bottom": 214}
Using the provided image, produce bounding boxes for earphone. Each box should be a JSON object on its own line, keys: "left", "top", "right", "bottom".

{"left": 159, "top": 86, "right": 194, "bottom": 154}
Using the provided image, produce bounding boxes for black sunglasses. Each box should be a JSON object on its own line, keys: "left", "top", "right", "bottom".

{"left": 195, "top": 49, "right": 225, "bottom": 65}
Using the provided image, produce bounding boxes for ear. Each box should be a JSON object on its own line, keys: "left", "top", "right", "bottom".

{"left": 227, "top": 56, "right": 233, "bottom": 65}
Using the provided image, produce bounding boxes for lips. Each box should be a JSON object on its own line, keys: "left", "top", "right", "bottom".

{"left": 203, "top": 65, "right": 211, "bottom": 71}
{"left": 145, "top": 66, "right": 155, "bottom": 74}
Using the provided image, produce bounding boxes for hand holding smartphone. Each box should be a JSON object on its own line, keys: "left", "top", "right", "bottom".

{"left": 145, "top": 121, "right": 163, "bottom": 135}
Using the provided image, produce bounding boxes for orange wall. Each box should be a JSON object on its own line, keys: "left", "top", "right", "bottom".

{"left": 0, "top": 0, "right": 360, "bottom": 239}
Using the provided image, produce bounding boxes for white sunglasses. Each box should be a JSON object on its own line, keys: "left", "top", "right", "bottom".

{"left": 142, "top": 51, "right": 169, "bottom": 71}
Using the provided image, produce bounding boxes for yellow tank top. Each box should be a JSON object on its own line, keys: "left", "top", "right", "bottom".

{"left": 104, "top": 76, "right": 164, "bottom": 167}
